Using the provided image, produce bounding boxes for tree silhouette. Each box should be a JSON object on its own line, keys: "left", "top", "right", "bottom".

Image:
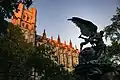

{"left": 104, "top": 7, "right": 120, "bottom": 42}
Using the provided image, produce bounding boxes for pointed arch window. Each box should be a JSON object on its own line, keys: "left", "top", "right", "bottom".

{"left": 26, "top": 24, "right": 28, "bottom": 29}
{"left": 22, "top": 15, "right": 25, "bottom": 19}
{"left": 27, "top": 16, "right": 29, "bottom": 21}
{"left": 22, "top": 23, "right": 24, "bottom": 27}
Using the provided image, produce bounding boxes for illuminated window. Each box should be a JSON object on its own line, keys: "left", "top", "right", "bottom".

{"left": 26, "top": 24, "right": 28, "bottom": 29}
{"left": 27, "top": 17, "right": 29, "bottom": 21}
{"left": 22, "top": 15, "right": 25, "bottom": 19}
{"left": 22, "top": 23, "right": 24, "bottom": 27}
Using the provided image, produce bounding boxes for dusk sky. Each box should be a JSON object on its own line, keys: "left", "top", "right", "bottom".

{"left": 32, "top": 0, "right": 120, "bottom": 49}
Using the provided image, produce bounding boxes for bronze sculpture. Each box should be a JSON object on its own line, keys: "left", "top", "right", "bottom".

{"left": 68, "top": 17, "right": 106, "bottom": 60}
{"left": 68, "top": 17, "right": 119, "bottom": 80}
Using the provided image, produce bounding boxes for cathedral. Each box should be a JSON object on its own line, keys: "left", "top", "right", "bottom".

{"left": 11, "top": 2, "right": 79, "bottom": 70}
{"left": 36, "top": 30, "right": 79, "bottom": 70}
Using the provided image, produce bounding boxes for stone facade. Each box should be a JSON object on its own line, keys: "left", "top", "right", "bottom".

{"left": 11, "top": 3, "right": 79, "bottom": 70}
{"left": 37, "top": 30, "right": 79, "bottom": 70}
{"left": 11, "top": 3, "right": 37, "bottom": 45}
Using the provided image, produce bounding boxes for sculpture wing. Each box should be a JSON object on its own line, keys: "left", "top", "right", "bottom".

{"left": 68, "top": 17, "right": 97, "bottom": 37}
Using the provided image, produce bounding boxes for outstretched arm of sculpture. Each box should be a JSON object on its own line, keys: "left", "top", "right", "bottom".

{"left": 78, "top": 35, "right": 89, "bottom": 42}
{"left": 78, "top": 35, "right": 90, "bottom": 50}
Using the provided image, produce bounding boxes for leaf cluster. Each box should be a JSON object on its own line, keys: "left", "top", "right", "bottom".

{"left": 0, "top": 22, "right": 73, "bottom": 80}
{"left": 0, "top": 0, "right": 33, "bottom": 19}
{"left": 104, "top": 7, "right": 120, "bottom": 42}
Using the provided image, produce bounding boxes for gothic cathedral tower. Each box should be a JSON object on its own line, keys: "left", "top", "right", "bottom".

{"left": 11, "top": 2, "right": 37, "bottom": 46}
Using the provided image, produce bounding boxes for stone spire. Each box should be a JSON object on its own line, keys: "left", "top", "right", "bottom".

{"left": 51, "top": 36, "right": 53, "bottom": 40}
{"left": 42, "top": 29, "right": 46, "bottom": 38}
{"left": 75, "top": 45, "right": 77, "bottom": 49}
{"left": 64, "top": 41, "right": 66, "bottom": 45}
{"left": 69, "top": 39, "right": 72, "bottom": 48}
{"left": 57, "top": 35, "right": 61, "bottom": 44}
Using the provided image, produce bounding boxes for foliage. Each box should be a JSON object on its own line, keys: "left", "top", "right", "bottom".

{"left": 0, "top": 22, "right": 34, "bottom": 80}
{"left": 104, "top": 7, "right": 120, "bottom": 60}
{"left": 103, "top": 8, "right": 120, "bottom": 75}
{"left": 106, "top": 42, "right": 120, "bottom": 57}
{"left": 29, "top": 45, "right": 73, "bottom": 80}
{"left": 0, "top": 0, "right": 33, "bottom": 19}
{"left": 0, "top": 22, "right": 73, "bottom": 80}
{"left": 104, "top": 7, "right": 120, "bottom": 42}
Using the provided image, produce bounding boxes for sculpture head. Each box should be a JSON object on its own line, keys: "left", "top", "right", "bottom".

{"left": 68, "top": 17, "right": 78, "bottom": 24}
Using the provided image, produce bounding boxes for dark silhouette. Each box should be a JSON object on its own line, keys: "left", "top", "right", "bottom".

{"left": 68, "top": 17, "right": 120, "bottom": 80}
{"left": 68, "top": 17, "right": 97, "bottom": 37}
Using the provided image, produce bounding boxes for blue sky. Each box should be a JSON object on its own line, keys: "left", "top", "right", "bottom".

{"left": 31, "top": 0, "right": 120, "bottom": 49}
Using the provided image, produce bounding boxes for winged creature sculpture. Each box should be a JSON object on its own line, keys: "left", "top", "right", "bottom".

{"left": 68, "top": 17, "right": 106, "bottom": 57}
{"left": 68, "top": 17, "right": 119, "bottom": 80}
{"left": 68, "top": 17, "right": 97, "bottom": 37}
